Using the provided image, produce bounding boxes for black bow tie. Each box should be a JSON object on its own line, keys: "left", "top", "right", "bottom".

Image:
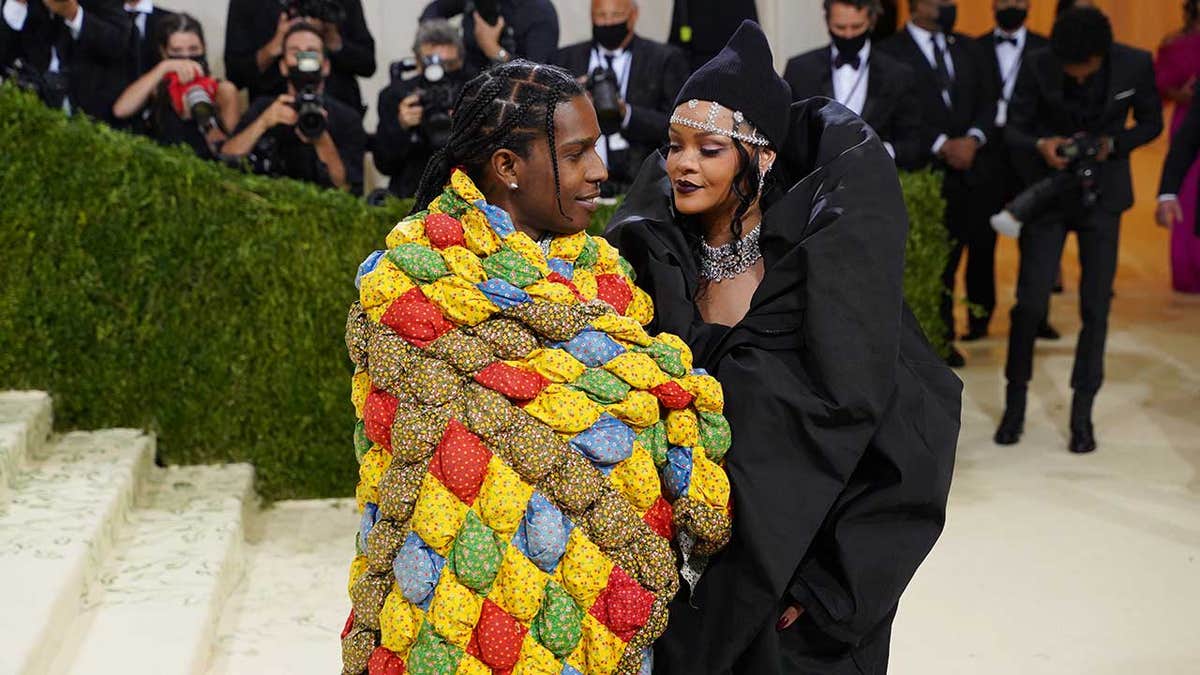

{"left": 995, "top": 34, "right": 1019, "bottom": 47}
{"left": 834, "top": 52, "right": 861, "bottom": 70}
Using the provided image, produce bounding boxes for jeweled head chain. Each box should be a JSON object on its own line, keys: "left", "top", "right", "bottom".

{"left": 670, "top": 99, "right": 771, "bottom": 147}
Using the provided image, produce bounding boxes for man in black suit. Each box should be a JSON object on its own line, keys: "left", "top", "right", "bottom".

{"left": 1, "top": 0, "right": 132, "bottom": 124}
{"left": 964, "top": 0, "right": 1052, "bottom": 341}
{"left": 880, "top": 0, "right": 996, "bottom": 368}
{"left": 421, "top": 0, "right": 559, "bottom": 76}
{"left": 1158, "top": 80, "right": 1200, "bottom": 238}
{"left": 552, "top": 0, "right": 689, "bottom": 194}
{"left": 122, "top": 0, "right": 172, "bottom": 78}
{"left": 995, "top": 7, "right": 1162, "bottom": 453}
{"left": 784, "top": 0, "right": 922, "bottom": 169}
{"left": 224, "top": 0, "right": 375, "bottom": 116}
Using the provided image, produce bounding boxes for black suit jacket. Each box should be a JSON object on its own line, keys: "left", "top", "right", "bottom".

{"left": 972, "top": 29, "right": 1049, "bottom": 193}
{"left": 224, "top": 0, "right": 376, "bottom": 116}
{"left": 374, "top": 77, "right": 432, "bottom": 200}
{"left": 879, "top": 27, "right": 996, "bottom": 181}
{"left": 3, "top": 0, "right": 132, "bottom": 124}
{"left": 1158, "top": 81, "right": 1200, "bottom": 234}
{"left": 128, "top": 6, "right": 174, "bottom": 78}
{"left": 552, "top": 35, "right": 690, "bottom": 185}
{"left": 782, "top": 43, "right": 922, "bottom": 170}
{"left": 1006, "top": 43, "right": 1163, "bottom": 214}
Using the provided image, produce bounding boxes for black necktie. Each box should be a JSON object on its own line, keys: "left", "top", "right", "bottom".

{"left": 995, "top": 34, "right": 1018, "bottom": 47}
{"left": 932, "top": 34, "right": 953, "bottom": 93}
{"left": 834, "top": 51, "right": 861, "bottom": 70}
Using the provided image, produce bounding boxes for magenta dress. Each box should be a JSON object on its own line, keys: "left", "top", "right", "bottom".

{"left": 1156, "top": 32, "right": 1200, "bottom": 293}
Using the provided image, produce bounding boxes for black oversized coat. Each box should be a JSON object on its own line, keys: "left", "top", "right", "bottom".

{"left": 606, "top": 99, "right": 962, "bottom": 674}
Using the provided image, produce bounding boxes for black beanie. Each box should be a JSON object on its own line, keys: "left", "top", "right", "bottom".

{"left": 673, "top": 20, "right": 791, "bottom": 149}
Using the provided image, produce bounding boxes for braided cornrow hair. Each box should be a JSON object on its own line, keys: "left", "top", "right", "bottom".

{"left": 411, "top": 59, "right": 586, "bottom": 216}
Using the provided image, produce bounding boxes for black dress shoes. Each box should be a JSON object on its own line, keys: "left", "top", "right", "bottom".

{"left": 994, "top": 410, "right": 1024, "bottom": 445}
{"left": 1069, "top": 422, "right": 1097, "bottom": 453}
{"left": 1037, "top": 321, "right": 1061, "bottom": 340}
{"left": 944, "top": 346, "right": 966, "bottom": 368}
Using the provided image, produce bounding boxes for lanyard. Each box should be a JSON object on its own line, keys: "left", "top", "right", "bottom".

{"left": 836, "top": 58, "right": 870, "bottom": 108}
{"left": 998, "top": 44, "right": 1023, "bottom": 102}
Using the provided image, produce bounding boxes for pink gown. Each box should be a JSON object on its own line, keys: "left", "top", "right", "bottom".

{"left": 1156, "top": 32, "right": 1200, "bottom": 293}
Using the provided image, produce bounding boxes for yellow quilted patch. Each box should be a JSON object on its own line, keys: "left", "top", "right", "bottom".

{"left": 571, "top": 268, "right": 599, "bottom": 301}
{"left": 489, "top": 545, "right": 549, "bottom": 623}
{"left": 666, "top": 408, "right": 700, "bottom": 447}
{"left": 451, "top": 169, "right": 486, "bottom": 203}
{"left": 475, "top": 456, "right": 534, "bottom": 539}
{"left": 656, "top": 333, "right": 694, "bottom": 371}
{"left": 558, "top": 529, "right": 613, "bottom": 608}
{"left": 461, "top": 209, "right": 502, "bottom": 256}
{"left": 411, "top": 475, "right": 469, "bottom": 556}
{"left": 504, "top": 231, "right": 552, "bottom": 276}
{"left": 689, "top": 447, "right": 732, "bottom": 510}
{"left": 627, "top": 285, "right": 654, "bottom": 326}
{"left": 524, "top": 279, "right": 580, "bottom": 306}
{"left": 386, "top": 216, "right": 429, "bottom": 248}
{"left": 456, "top": 654, "right": 491, "bottom": 675}
{"left": 591, "top": 237, "right": 623, "bottom": 275}
{"left": 347, "top": 555, "right": 368, "bottom": 597}
{"left": 440, "top": 245, "right": 487, "bottom": 284}
{"left": 680, "top": 373, "right": 724, "bottom": 413}
{"left": 524, "top": 385, "right": 602, "bottom": 433}
{"left": 566, "top": 615, "right": 626, "bottom": 675}
{"left": 604, "top": 352, "right": 671, "bottom": 390}
{"left": 359, "top": 257, "right": 416, "bottom": 312}
{"left": 590, "top": 314, "right": 653, "bottom": 346}
{"left": 513, "top": 634, "right": 562, "bottom": 675}
{"left": 422, "top": 275, "right": 499, "bottom": 326}
{"left": 351, "top": 368, "right": 371, "bottom": 418}
{"left": 518, "top": 348, "right": 587, "bottom": 383}
{"left": 604, "top": 390, "right": 660, "bottom": 428}
{"left": 356, "top": 447, "right": 391, "bottom": 509}
{"left": 428, "top": 571, "right": 485, "bottom": 648}
{"left": 608, "top": 443, "right": 661, "bottom": 512}
{"left": 380, "top": 586, "right": 424, "bottom": 656}
{"left": 548, "top": 231, "right": 588, "bottom": 261}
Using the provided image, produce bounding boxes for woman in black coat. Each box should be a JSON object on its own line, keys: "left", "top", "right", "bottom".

{"left": 606, "top": 21, "right": 962, "bottom": 674}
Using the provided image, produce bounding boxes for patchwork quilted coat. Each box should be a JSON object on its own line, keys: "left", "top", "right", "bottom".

{"left": 340, "top": 170, "right": 734, "bottom": 675}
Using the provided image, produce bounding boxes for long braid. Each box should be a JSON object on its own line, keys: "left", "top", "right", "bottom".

{"left": 408, "top": 60, "right": 585, "bottom": 215}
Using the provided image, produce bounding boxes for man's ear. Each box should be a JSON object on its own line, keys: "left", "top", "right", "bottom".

{"left": 490, "top": 148, "right": 522, "bottom": 188}
{"left": 321, "top": 52, "right": 332, "bottom": 77}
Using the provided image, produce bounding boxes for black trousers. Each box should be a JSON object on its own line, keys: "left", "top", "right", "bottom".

{"left": 1004, "top": 208, "right": 1121, "bottom": 395}
{"left": 941, "top": 179, "right": 996, "bottom": 339}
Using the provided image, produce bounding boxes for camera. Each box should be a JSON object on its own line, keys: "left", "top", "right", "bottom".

{"left": 289, "top": 50, "right": 327, "bottom": 139}
{"left": 991, "top": 133, "right": 1106, "bottom": 238}
{"left": 165, "top": 72, "right": 221, "bottom": 133}
{"left": 279, "top": 0, "right": 345, "bottom": 24}
{"left": 2, "top": 59, "right": 70, "bottom": 110}
{"left": 394, "top": 55, "right": 465, "bottom": 149}
{"left": 586, "top": 66, "right": 622, "bottom": 135}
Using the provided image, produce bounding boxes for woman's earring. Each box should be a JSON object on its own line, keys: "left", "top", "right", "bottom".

{"left": 509, "top": 182, "right": 519, "bottom": 190}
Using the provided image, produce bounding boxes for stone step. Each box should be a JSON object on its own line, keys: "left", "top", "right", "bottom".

{"left": 52, "top": 463, "right": 258, "bottom": 675}
{"left": 0, "top": 390, "right": 53, "bottom": 500}
{"left": 207, "top": 499, "right": 359, "bottom": 675}
{"left": 0, "top": 429, "right": 156, "bottom": 675}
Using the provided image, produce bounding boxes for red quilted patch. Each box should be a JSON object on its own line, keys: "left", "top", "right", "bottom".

{"left": 428, "top": 419, "right": 492, "bottom": 504}
{"left": 341, "top": 609, "right": 356, "bottom": 639}
{"left": 588, "top": 566, "right": 654, "bottom": 642}
{"left": 381, "top": 288, "right": 454, "bottom": 348}
{"left": 595, "top": 274, "right": 633, "bottom": 315}
{"left": 424, "top": 213, "right": 466, "bottom": 250}
{"left": 642, "top": 497, "right": 674, "bottom": 540}
{"left": 367, "top": 646, "right": 406, "bottom": 675}
{"left": 546, "top": 272, "right": 586, "bottom": 302}
{"left": 466, "top": 599, "right": 527, "bottom": 671}
{"left": 649, "top": 381, "right": 695, "bottom": 410}
{"left": 363, "top": 389, "right": 400, "bottom": 452}
{"left": 473, "top": 362, "right": 549, "bottom": 401}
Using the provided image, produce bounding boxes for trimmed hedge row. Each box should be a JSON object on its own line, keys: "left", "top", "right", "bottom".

{"left": 0, "top": 86, "right": 947, "bottom": 499}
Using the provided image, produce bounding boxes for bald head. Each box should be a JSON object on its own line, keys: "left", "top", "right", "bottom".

{"left": 592, "top": 0, "right": 638, "bottom": 27}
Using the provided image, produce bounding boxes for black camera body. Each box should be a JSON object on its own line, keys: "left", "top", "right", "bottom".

{"left": 3, "top": 59, "right": 70, "bottom": 110}
{"left": 393, "top": 56, "right": 464, "bottom": 149}
{"left": 289, "top": 50, "right": 327, "bottom": 139}
{"left": 991, "top": 133, "right": 1106, "bottom": 237}
{"left": 279, "top": 0, "right": 345, "bottom": 24}
{"left": 587, "top": 66, "right": 622, "bottom": 135}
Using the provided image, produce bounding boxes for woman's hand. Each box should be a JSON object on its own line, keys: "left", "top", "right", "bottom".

{"left": 777, "top": 603, "right": 805, "bottom": 631}
{"left": 159, "top": 58, "right": 205, "bottom": 85}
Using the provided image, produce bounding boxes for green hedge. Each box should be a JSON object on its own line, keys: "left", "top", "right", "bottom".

{"left": 0, "top": 86, "right": 947, "bottom": 500}
{"left": 899, "top": 169, "right": 951, "bottom": 357}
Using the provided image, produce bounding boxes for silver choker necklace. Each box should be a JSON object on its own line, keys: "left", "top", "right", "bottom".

{"left": 699, "top": 224, "right": 762, "bottom": 281}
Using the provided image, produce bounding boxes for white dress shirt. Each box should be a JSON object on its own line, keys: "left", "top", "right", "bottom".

{"left": 587, "top": 45, "right": 634, "bottom": 169}
{"left": 830, "top": 40, "right": 896, "bottom": 159}
{"left": 993, "top": 26, "right": 1027, "bottom": 127}
{"left": 125, "top": 0, "right": 154, "bottom": 39}
{"left": 905, "top": 21, "right": 986, "bottom": 155}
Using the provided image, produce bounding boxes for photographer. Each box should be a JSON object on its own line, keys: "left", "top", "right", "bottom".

{"left": 224, "top": 0, "right": 375, "bottom": 116}
{"left": 552, "top": 0, "right": 689, "bottom": 193}
{"left": 112, "top": 12, "right": 237, "bottom": 160}
{"left": 994, "top": 7, "right": 1162, "bottom": 453}
{"left": 374, "top": 19, "right": 467, "bottom": 200}
{"left": 223, "top": 23, "right": 366, "bottom": 195}
{"left": 420, "top": 0, "right": 558, "bottom": 74}
{"left": 1, "top": 0, "right": 132, "bottom": 124}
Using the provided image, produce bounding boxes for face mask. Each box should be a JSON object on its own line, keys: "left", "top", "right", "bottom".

{"left": 189, "top": 55, "right": 209, "bottom": 76}
{"left": 936, "top": 4, "right": 958, "bottom": 33}
{"left": 829, "top": 30, "right": 869, "bottom": 57}
{"left": 593, "top": 22, "right": 630, "bottom": 51}
{"left": 995, "top": 7, "right": 1027, "bottom": 32}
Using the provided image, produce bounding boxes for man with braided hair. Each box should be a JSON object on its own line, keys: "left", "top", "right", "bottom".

{"left": 342, "top": 59, "right": 735, "bottom": 675}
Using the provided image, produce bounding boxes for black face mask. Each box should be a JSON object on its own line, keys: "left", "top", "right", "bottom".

{"left": 829, "top": 30, "right": 869, "bottom": 57}
{"left": 189, "top": 55, "right": 210, "bottom": 76}
{"left": 593, "top": 22, "right": 630, "bottom": 51}
{"left": 995, "top": 7, "right": 1027, "bottom": 32}
{"left": 936, "top": 4, "right": 958, "bottom": 33}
